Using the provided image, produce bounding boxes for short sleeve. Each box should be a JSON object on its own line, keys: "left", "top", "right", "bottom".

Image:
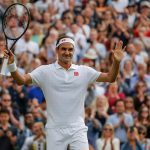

{"left": 28, "top": 66, "right": 43, "bottom": 86}
{"left": 82, "top": 66, "right": 101, "bottom": 84}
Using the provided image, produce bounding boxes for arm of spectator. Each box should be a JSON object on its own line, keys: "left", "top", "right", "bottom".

{"left": 6, "top": 130, "right": 17, "bottom": 146}
{"left": 92, "top": 118, "right": 102, "bottom": 130}
{"left": 96, "top": 41, "right": 125, "bottom": 83}
{"left": 123, "top": 114, "right": 134, "bottom": 129}
{"left": 7, "top": 107, "right": 21, "bottom": 128}
{"left": 21, "top": 137, "right": 34, "bottom": 150}
{"left": 113, "top": 138, "right": 120, "bottom": 150}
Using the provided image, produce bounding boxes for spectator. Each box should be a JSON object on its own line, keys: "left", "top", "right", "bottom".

{"left": 133, "top": 80, "right": 148, "bottom": 111}
{"left": 0, "top": 108, "right": 17, "bottom": 150}
{"left": 121, "top": 126, "right": 143, "bottom": 150}
{"left": 124, "top": 97, "right": 138, "bottom": 119}
{"left": 105, "top": 82, "right": 125, "bottom": 112}
{"left": 0, "top": 92, "right": 20, "bottom": 127}
{"left": 94, "top": 95, "right": 112, "bottom": 129}
{"left": 138, "top": 125, "right": 150, "bottom": 150}
{"left": 85, "top": 107, "right": 102, "bottom": 150}
{"left": 134, "top": 105, "right": 150, "bottom": 138}
{"left": 107, "top": 99, "right": 134, "bottom": 145}
{"left": 96, "top": 123, "right": 120, "bottom": 150}
{"left": 21, "top": 122, "right": 46, "bottom": 150}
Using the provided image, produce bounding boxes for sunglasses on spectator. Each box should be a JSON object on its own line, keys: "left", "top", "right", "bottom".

{"left": 64, "top": 16, "right": 71, "bottom": 20}
{"left": 3, "top": 99, "right": 11, "bottom": 102}
{"left": 142, "top": 109, "right": 148, "bottom": 112}
{"left": 139, "top": 131, "right": 146, "bottom": 135}
{"left": 103, "top": 128, "right": 113, "bottom": 131}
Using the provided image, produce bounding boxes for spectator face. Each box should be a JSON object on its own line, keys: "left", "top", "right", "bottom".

{"left": 126, "top": 43, "right": 136, "bottom": 55}
{"left": 135, "top": 81, "right": 147, "bottom": 93}
{"left": 127, "top": 127, "right": 138, "bottom": 141}
{"left": 116, "top": 101, "right": 125, "bottom": 114}
{"left": 25, "top": 113, "right": 34, "bottom": 125}
{"left": 63, "top": 13, "right": 73, "bottom": 26}
{"left": 96, "top": 95, "right": 108, "bottom": 108}
{"left": 0, "top": 112, "right": 9, "bottom": 124}
{"left": 56, "top": 43, "right": 74, "bottom": 64}
{"left": 102, "top": 124, "right": 114, "bottom": 138}
{"left": 125, "top": 97, "right": 134, "bottom": 109}
{"left": 138, "top": 129, "right": 146, "bottom": 140}
{"left": 137, "top": 63, "right": 147, "bottom": 77}
{"left": 1, "top": 94, "right": 11, "bottom": 108}
{"left": 108, "top": 82, "right": 118, "bottom": 93}
{"left": 146, "top": 95, "right": 150, "bottom": 108}
{"left": 43, "top": 12, "right": 51, "bottom": 23}
{"left": 7, "top": 17, "right": 18, "bottom": 28}
{"left": 32, "top": 122, "right": 44, "bottom": 136}
{"left": 76, "top": 15, "right": 84, "bottom": 26}
{"left": 124, "top": 59, "right": 133, "bottom": 72}
{"left": 24, "top": 29, "right": 32, "bottom": 41}
{"left": 90, "top": 29, "right": 98, "bottom": 41}
{"left": 140, "top": 106, "right": 149, "bottom": 119}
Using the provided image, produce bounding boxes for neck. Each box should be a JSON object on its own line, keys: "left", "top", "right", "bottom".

{"left": 1, "top": 122, "right": 8, "bottom": 127}
{"left": 130, "top": 140, "right": 136, "bottom": 147}
{"left": 58, "top": 60, "right": 72, "bottom": 70}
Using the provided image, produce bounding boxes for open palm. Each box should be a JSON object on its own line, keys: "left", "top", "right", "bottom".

{"left": 113, "top": 41, "right": 125, "bottom": 62}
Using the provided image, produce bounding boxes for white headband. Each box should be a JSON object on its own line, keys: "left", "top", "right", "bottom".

{"left": 56, "top": 38, "right": 75, "bottom": 48}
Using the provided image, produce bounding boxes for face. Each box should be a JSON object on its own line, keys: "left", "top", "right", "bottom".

{"left": 103, "top": 125, "right": 113, "bottom": 138}
{"left": 1, "top": 94, "right": 11, "bottom": 107}
{"left": 116, "top": 101, "right": 125, "bottom": 114}
{"left": 125, "top": 97, "right": 133, "bottom": 109}
{"left": 0, "top": 113, "right": 9, "bottom": 123}
{"left": 108, "top": 83, "right": 118, "bottom": 93}
{"left": 124, "top": 60, "right": 133, "bottom": 71}
{"left": 141, "top": 107, "right": 149, "bottom": 118}
{"left": 25, "top": 113, "right": 34, "bottom": 124}
{"left": 128, "top": 130, "right": 137, "bottom": 141}
{"left": 139, "top": 129, "right": 146, "bottom": 140}
{"left": 8, "top": 17, "right": 18, "bottom": 28}
{"left": 56, "top": 43, "right": 74, "bottom": 64}
{"left": 32, "top": 123, "right": 43, "bottom": 136}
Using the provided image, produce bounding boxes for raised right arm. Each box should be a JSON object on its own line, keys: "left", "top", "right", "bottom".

{"left": 11, "top": 70, "right": 32, "bottom": 85}
{"left": 4, "top": 50, "right": 32, "bottom": 85}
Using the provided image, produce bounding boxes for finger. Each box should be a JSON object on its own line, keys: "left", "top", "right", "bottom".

{"left": 4, "top": 54, "right": 9, "bottom": 58}
{"left": 114, "top": 41, "right": 119, "bottom": 51}
{"left": 118, "top": 40, "right": 123, "bottom": 50}
{"left": 122, "top": 46, "right": 126, "bottom": 51}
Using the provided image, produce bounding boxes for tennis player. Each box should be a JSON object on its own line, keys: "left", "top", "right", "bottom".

{"left": 4, "top": 35, "right": 125, "bottom": 150}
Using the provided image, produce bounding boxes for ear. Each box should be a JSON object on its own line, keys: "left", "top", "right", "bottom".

{"left": 56, "top": 47, "right": 59, "bottom": 53}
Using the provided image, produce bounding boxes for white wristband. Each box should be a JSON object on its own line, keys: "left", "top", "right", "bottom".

{"left": 8, "top": 62, "right": 17, "bottom": 72}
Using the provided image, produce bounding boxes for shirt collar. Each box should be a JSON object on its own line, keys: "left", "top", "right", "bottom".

{"left": 54, "top": 61, "right": 77, "bottom": 70}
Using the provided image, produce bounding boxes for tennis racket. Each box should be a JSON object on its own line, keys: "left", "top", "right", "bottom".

{"left": 0, "top": 3, "right": 30, "bottom": 75}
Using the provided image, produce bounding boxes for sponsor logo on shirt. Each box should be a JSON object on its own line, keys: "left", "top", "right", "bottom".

{"left": 74, "top": 71, "right": 79, "bottom": 76}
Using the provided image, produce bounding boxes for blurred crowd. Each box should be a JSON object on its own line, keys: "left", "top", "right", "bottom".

{"left": 0, "top": 0, "right": 150, "bottom": 150}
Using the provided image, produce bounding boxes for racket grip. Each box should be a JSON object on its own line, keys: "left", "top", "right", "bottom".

{"left": 0, "top": 58, "right": 8, "bottom": 75}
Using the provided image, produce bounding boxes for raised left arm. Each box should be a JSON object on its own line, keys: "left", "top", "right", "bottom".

{"left": 96, "top": 40, "right": 125, "bottom": 83}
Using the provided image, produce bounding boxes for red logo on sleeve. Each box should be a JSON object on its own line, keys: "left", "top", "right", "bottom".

{"left": 74, "top": 72, "right": 79, "bottom": 76}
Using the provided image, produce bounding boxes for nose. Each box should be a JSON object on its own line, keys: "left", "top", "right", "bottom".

{"left": 64, "top": 49, "right": 70, "bottom": 55}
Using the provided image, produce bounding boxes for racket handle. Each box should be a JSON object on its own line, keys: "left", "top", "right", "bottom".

{"left": 0, "top": 58, "right": 8, "bottom": 75}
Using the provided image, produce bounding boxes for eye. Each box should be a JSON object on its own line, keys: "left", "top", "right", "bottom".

{"left": 62, "top": 47, "right": 67, "bottom": 51}
{"left": 68, "top": 48, "right": 73, "bottom": 52}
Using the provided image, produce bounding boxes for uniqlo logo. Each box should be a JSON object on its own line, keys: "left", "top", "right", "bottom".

{"left": 74, "top": 72, "right": 79, "bottom": 76}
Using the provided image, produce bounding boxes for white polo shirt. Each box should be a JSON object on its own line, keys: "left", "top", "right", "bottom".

{"left": 29, "top": 61, "right": 101, "bottom": 128}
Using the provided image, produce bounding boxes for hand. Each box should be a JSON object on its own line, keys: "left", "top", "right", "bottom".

{"left": 112, "top": 40, "right": 125, "bottom": 62}
{"left": 4, "top": 49, "right": 15, "bottom": 64}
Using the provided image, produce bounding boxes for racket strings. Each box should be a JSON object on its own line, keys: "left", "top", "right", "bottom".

{"left": 3, "top": 5, "right": 29, "bottom": 39}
